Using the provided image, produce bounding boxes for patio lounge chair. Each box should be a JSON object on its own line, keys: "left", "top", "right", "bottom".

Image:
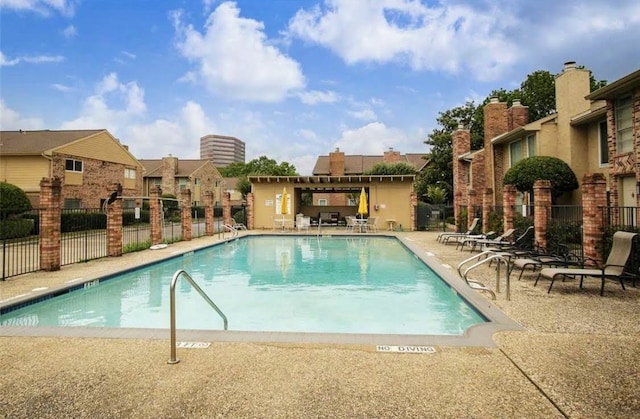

{"left": 508, "top": 244, "right": 584, "bottom": 281}
{"left": 230, "top": 219, "right": 247, "bottom": 230}
{"left": 465, "top": 228, "right": 516, "bottom": 252}
{"left": 437, "top": 218, "right": 480, "bottom": 244}
{"left": 535, "top": 231, "right": 638, "bottom": 295}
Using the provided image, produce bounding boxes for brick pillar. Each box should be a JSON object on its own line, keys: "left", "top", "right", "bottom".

{"left": 582, "top": 173, "right": 607, "bottom": 263}
{"left": 410, "top": 191, "right": 417, "bottom": 231}
{"left": 204, "top": 191, "right": 214, "bottom": 236}
{"left": 223, "top": 192, "right": 231, "bottom": 226}
{"left": 39, "top": 177, "right": 61, "bottom": 271}
{"left": 484, "top": 98, "right": 509, "bottom": 204}
{"left": 533, "top": 180, "right": 552, "bottom": 251}
{"left": 482, "top": 188, "right": 493, "bottom": 234}
{"left": 247, "top": 192, "right": 254, "bottom": 230}
{"left": 180, "top": 189, "right": 192, "bottom": 241}
{"left": 454, "top": 191, "right": 463, "bottom": 230}
{"left": 467, "top": 189, "right": 477, "bottom": 230}
{"left": 503, "top": 185, "right": 517, "bottom": 233}
{"left": 106, "top": 183, "right": 123, "bottom": 257}
{"left": 149, "top": 186, "right": 163, "bottom": 245}
{"left": 452, "top": 125, "right": 471, "bottom": 231}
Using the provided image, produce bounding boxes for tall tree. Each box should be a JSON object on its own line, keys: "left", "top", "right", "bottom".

{"left": 218, "top": 156, "right": 298, "bottom": 177}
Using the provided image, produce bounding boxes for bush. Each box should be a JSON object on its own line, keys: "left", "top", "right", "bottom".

{"left": 61, "top": 212, "right": 107, "bottom": 232}
{"left": 0, "top": 182, "right": 32, "bottom": 216}
{"left": 503, "top": 156, "right": 578, "bottom": 201}
{"left": 233, "top": 208, "right": 247, "bottom": 226}
{"left": 123, "top": 209, "right": 150, "bottom": 225}
{"left": 0, "top": 218, "right": 35, "bottom": 239}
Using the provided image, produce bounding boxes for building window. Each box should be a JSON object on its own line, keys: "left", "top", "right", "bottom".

{"left": 347, "top": 198, "right": 357, "bottom": 206}
{"left": 153, "top": 178, "right": 161, "bottom": 186}
{"left": 616, "top": 95, "right": 633, "bottom": 153}
{"left": 526, "top": 134, "right": 536, "bottom": 157}
{"left": 64, "top": 198, "right": 81, "bottom": 209}
{"left": 123, "top": 199, "right": 136, "bottom": 209}
{"left": 318, "top": 199, "right": 328, "bottom": 206}
{"left": 65, "top": 159, "right": 83, "bottom": 172}
{"left": 124, "top": 168, "right": 136, "bottom": 179}
{"left": 509, "top": 140, "right": 523, "bottom": 166}
{"left": 194, "top": 178, "right": 201, "bottom": 185}
{"left": 599, "top": 120, "right": 609, "bottom": 165}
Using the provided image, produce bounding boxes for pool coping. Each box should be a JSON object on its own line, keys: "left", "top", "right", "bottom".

{"left": 0, "top": 233, "right": 524, "bottom": 348}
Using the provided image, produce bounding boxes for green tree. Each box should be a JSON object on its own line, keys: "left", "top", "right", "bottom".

{"left": 503, "top": 156, "right": 578, "bottom": 201}
{"left": 218, "top": 156, "right": 298, "bottom": 177}
{"left": 364, "top": 162, "right": 416, "bottom": 175}
{"left": 426, "top": 185, "right": 447, "bottom": 205}
{"left": 236, "top": 176, "right": 251, "bottom": 198}
{"left": 0, "top": 182, "right": 32, "bottom": 214}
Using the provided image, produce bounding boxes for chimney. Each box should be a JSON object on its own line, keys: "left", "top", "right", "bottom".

{"left": 383, "top": 147, "right": 401, "bottom": 163}
{"left": 329, "top": 148, "right": 345, "bottom": 176}
{"left": 483, "top": 97, "right": 508, "bottom": 206}
{"left": 162, "top": 155, "right": 178, "bottom": 195}
{"left": 507, "top": 99, "right": 529, "bottom": 131}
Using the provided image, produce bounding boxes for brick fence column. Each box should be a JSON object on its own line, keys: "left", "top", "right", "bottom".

{"left": 410, "top": 191, "right": 417, "bottom": 231}
{"left": 180, "top": 189, "right": 192, "bottom": 241}
{"left": 39, "top": 177, "right": 62, "bottom": 271}
{"left": 204, "top": 190, "right": 214, "bottom": 236}
{"left": 454, "top": 190, "right": 463, "bottom": 230}
{"left": 149, "top": 186, "right": 163, "bottom": 245}
{"left": 467, "top": 189, "right": 477, "bottom": 230}
{"left": 246, "top": 193, "right": 254, "bottom": 230}
{"left": 106, "top": 183, "right": 123, "bottom": 257}
{"left": 503, "top": 184, "right": 517, "bottom": 233}
{"left": 223, "top": 192, "right": 231, "bottom": 226}
{"left": 533, "top": 180, "right": 552, "bottom": 251}
{"left": 582, "top": 173, "right": 607, "bottom": 263}
{"left": 482, "top": 188, "right": 493, "bottom": 234}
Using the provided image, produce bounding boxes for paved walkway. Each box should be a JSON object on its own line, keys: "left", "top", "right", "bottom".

{"left": 1, "top": 231, "right": 639, "bottom": 418}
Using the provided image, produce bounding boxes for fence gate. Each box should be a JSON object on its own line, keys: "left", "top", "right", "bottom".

{"left": 61, "top": 208, "right": 107, "bottom": 265}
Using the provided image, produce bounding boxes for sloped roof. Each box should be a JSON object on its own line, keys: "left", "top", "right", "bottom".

{"left": 0, "top": 129, "right": 105, "bottom": 154}
{"left": 312, "top": 153, "right": 428, "bottom": 175}
{"left": 139, "top": 159, "right": 215, "bottom": 178}
{"left": 223, "top": 177, "right": 240, "bottom": 189}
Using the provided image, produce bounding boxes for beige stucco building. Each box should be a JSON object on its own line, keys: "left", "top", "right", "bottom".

{"left": 0, "top": 129, "right": 142, "bottom": 208}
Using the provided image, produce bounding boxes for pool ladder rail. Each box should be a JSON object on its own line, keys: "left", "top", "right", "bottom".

{"left": 168, "top": 269, "right": 228, "bottom": 364}
{"left": 456, "top": 250, "right": 511, "bottom": 301}
{"left": 223, "top": 224, "right": 239, "bottom": 238}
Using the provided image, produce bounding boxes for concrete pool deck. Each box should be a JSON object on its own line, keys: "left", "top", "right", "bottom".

{"left": 1, "top": 231, "right": 639, "bottom": 418}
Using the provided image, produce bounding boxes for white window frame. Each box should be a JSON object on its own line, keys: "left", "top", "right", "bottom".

{"left": 509, "top": 140, "right": 524, "bottom": 167}
{"left": 598, "top": 120, "right": 609, "bottom": 166}
{"left": 318, "top": 198, "right": 328, "bottom": 206}
{"left": 347, "top": 198, "right": 357, "bottom": 206}
{"left": 616, "top": 95, "right": 633, "bottom": 153}
{"left": 65, "top": 159, "right": 83, "bottom": 173}
{"left": 124, "top": 168, "right": 136, "bottom": 179}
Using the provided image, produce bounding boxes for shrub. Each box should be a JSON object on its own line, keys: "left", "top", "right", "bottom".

{"left": 0, "top": 218, "right": 35, "bottom": 239}
{"left": 0, "top": 182, "right": 32, "bottom": 216}
{"left": 503, "top": 156, "right": 578, "bottom": 201}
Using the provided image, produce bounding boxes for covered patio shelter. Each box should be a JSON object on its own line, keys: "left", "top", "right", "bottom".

{"left": 247, "top": 175, "right": 417, "bottom": 231}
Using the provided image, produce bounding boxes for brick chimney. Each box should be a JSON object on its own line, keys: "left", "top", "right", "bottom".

{"left": 329, "top": 148, "right": 345, "bottom": 176}
{"left": 452, "top": 124, "right": 471, "bottom": 214}
{"left": 162, "top": 155, "right": 178, "bottom": 195}
{"left": 507, "top": 99, "right": 529, "bottom": 131}
{"left": 483, "top": 97, "right": 509, "bottom": 206}
{"left": 383, "top": 147, "right": 401, "bottom": 163}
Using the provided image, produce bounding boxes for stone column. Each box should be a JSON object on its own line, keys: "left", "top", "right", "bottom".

{"left": 204, "top": 190, "right": 214, "bottom": 236}
{"left": 533, "top": 180, "right": 552, "bottom": 251}
{"left": 180, "top": 189, "right": 192, "bottom": 241}
{"left": 410, "top": 191, "right": 417, "bottom": 231}
{"left": 503, "top": 185, "right": 517, "bottom": 233}
{"left": 149, "top": 186, "right": 163, "bottom": 245}
{"left": 223, "top": 192, "right": 231, "bottom": 226}
{"left": 482, "top": 188, "right": 493, "bottom": 234}
{"left": 467, "top": 189, "right": 477, "bottom": 230}
{"left": 582, "top": 173, "right": 607, "bottom": 263}
{"left": 39, "top": 177, "right": 62, "bottom": 271}
{"left": 106, "top": 183, "right": 123, "bottom": 257}
{"left": 246, "top": 193, "right": 254, "bottom": 230}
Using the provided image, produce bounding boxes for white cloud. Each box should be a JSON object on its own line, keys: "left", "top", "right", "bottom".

{"left": 0, "top": 51, "right": 64, "bottom": 66}
{"left": 297, "top": 89, "right": 339, "bottom": 105}
{"left": 333, "top": 122, "right": 409, "bottom": 155}
{"left": 62, "top": 24, "right": 77, "bottom": 38}
{"left": 60, "top": 73, "right": 146, "bottom": 130}
{"left": 0, "top": 100, "right": 44, "bottom": 130}
{"left": 51, "top": 83, "right": 72, "bottom": 92}
{"left": 287, "top": 0, "right": 519, "bottom": 80}
{"left": 173, "top": 2, "right": 306, "bottom": 102}
{"left": 0, "top": 0, "right": 76, "bottom": 16}
{"left": 348, "top": 108, "right": 377, "bottom": 121}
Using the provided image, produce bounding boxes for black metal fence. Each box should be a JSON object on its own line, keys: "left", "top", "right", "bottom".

{"left": 1, "top": 208, "right": 42, "bottom": 280}
{"left": 548, "top": 205, "right": 583, "bottom": 259}
{"left": 60, "top": 208, "right": 107, "bottom": 265}
{"left": 601, "top": 206, "right": 640, "bottom": 274}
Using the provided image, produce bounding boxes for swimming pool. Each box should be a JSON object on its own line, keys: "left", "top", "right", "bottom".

{"left": 1, "top": 236, "right": 489, "bottom": 337}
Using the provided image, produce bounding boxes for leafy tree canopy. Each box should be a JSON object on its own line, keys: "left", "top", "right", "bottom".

{"left": 503, "top": 156, "right": 578, "bottom": 200}
{"left": 236, "top": 176, "right": 251, "bottom": 198}
{"left": 218, "top": 156, "right": 298, "bottom": 177}
{"left": 0, "top": 182, "right": 32, "bottom": 215}
{"left": 363, "top": 162, "right": 416, "bottom": 175}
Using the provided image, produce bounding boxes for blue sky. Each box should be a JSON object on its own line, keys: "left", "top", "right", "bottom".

{"left": 1, "top": 0, "right": 639, "bottom": 175}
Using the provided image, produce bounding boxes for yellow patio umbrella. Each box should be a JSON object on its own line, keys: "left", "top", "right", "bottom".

{"left": 280, "top": 187, "right": 289, "bottom": 218}
{"left": 358, "top": 187, "right": 368, "bottom": 218}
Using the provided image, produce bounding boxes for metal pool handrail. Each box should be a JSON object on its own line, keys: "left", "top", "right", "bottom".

{"left": 456, "top": 251, "right": 511, "bottom": 300}
{"left": 168, "top": 269, "right": 228, "bottom": 364}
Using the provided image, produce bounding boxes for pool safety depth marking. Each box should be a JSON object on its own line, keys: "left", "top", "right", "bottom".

{"left": 176, "top": 341, "right": 211, "bottom": 349}
{"left": 377, "top": 345, "right": 436, "bottom": 354}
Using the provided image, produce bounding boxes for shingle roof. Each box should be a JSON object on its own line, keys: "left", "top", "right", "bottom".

{"left": 139, "top": 159, "right": 214, "bottom": 177}
{"left": 0, "top": 130, "right": 105, "bottom": 154}
{"left": 312, "top": 153, "right": 428, "bottom": 175}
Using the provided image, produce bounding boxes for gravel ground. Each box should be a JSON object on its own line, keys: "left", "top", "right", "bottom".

{"left": 1, "top": 231, "right": 639, "bottom": 418}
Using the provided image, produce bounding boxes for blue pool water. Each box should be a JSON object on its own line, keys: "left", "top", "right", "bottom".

{"left": 1, "top": 236, "right": 486, "bottom": 335}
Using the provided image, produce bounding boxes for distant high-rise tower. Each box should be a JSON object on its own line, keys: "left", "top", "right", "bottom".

{"left": 200, "top": 135, "right": 246, "bottom": 167}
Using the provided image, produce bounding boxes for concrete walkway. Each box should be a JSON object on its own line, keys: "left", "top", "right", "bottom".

{"left": 1, "top": 231, "right": 639, "bottom": 418}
